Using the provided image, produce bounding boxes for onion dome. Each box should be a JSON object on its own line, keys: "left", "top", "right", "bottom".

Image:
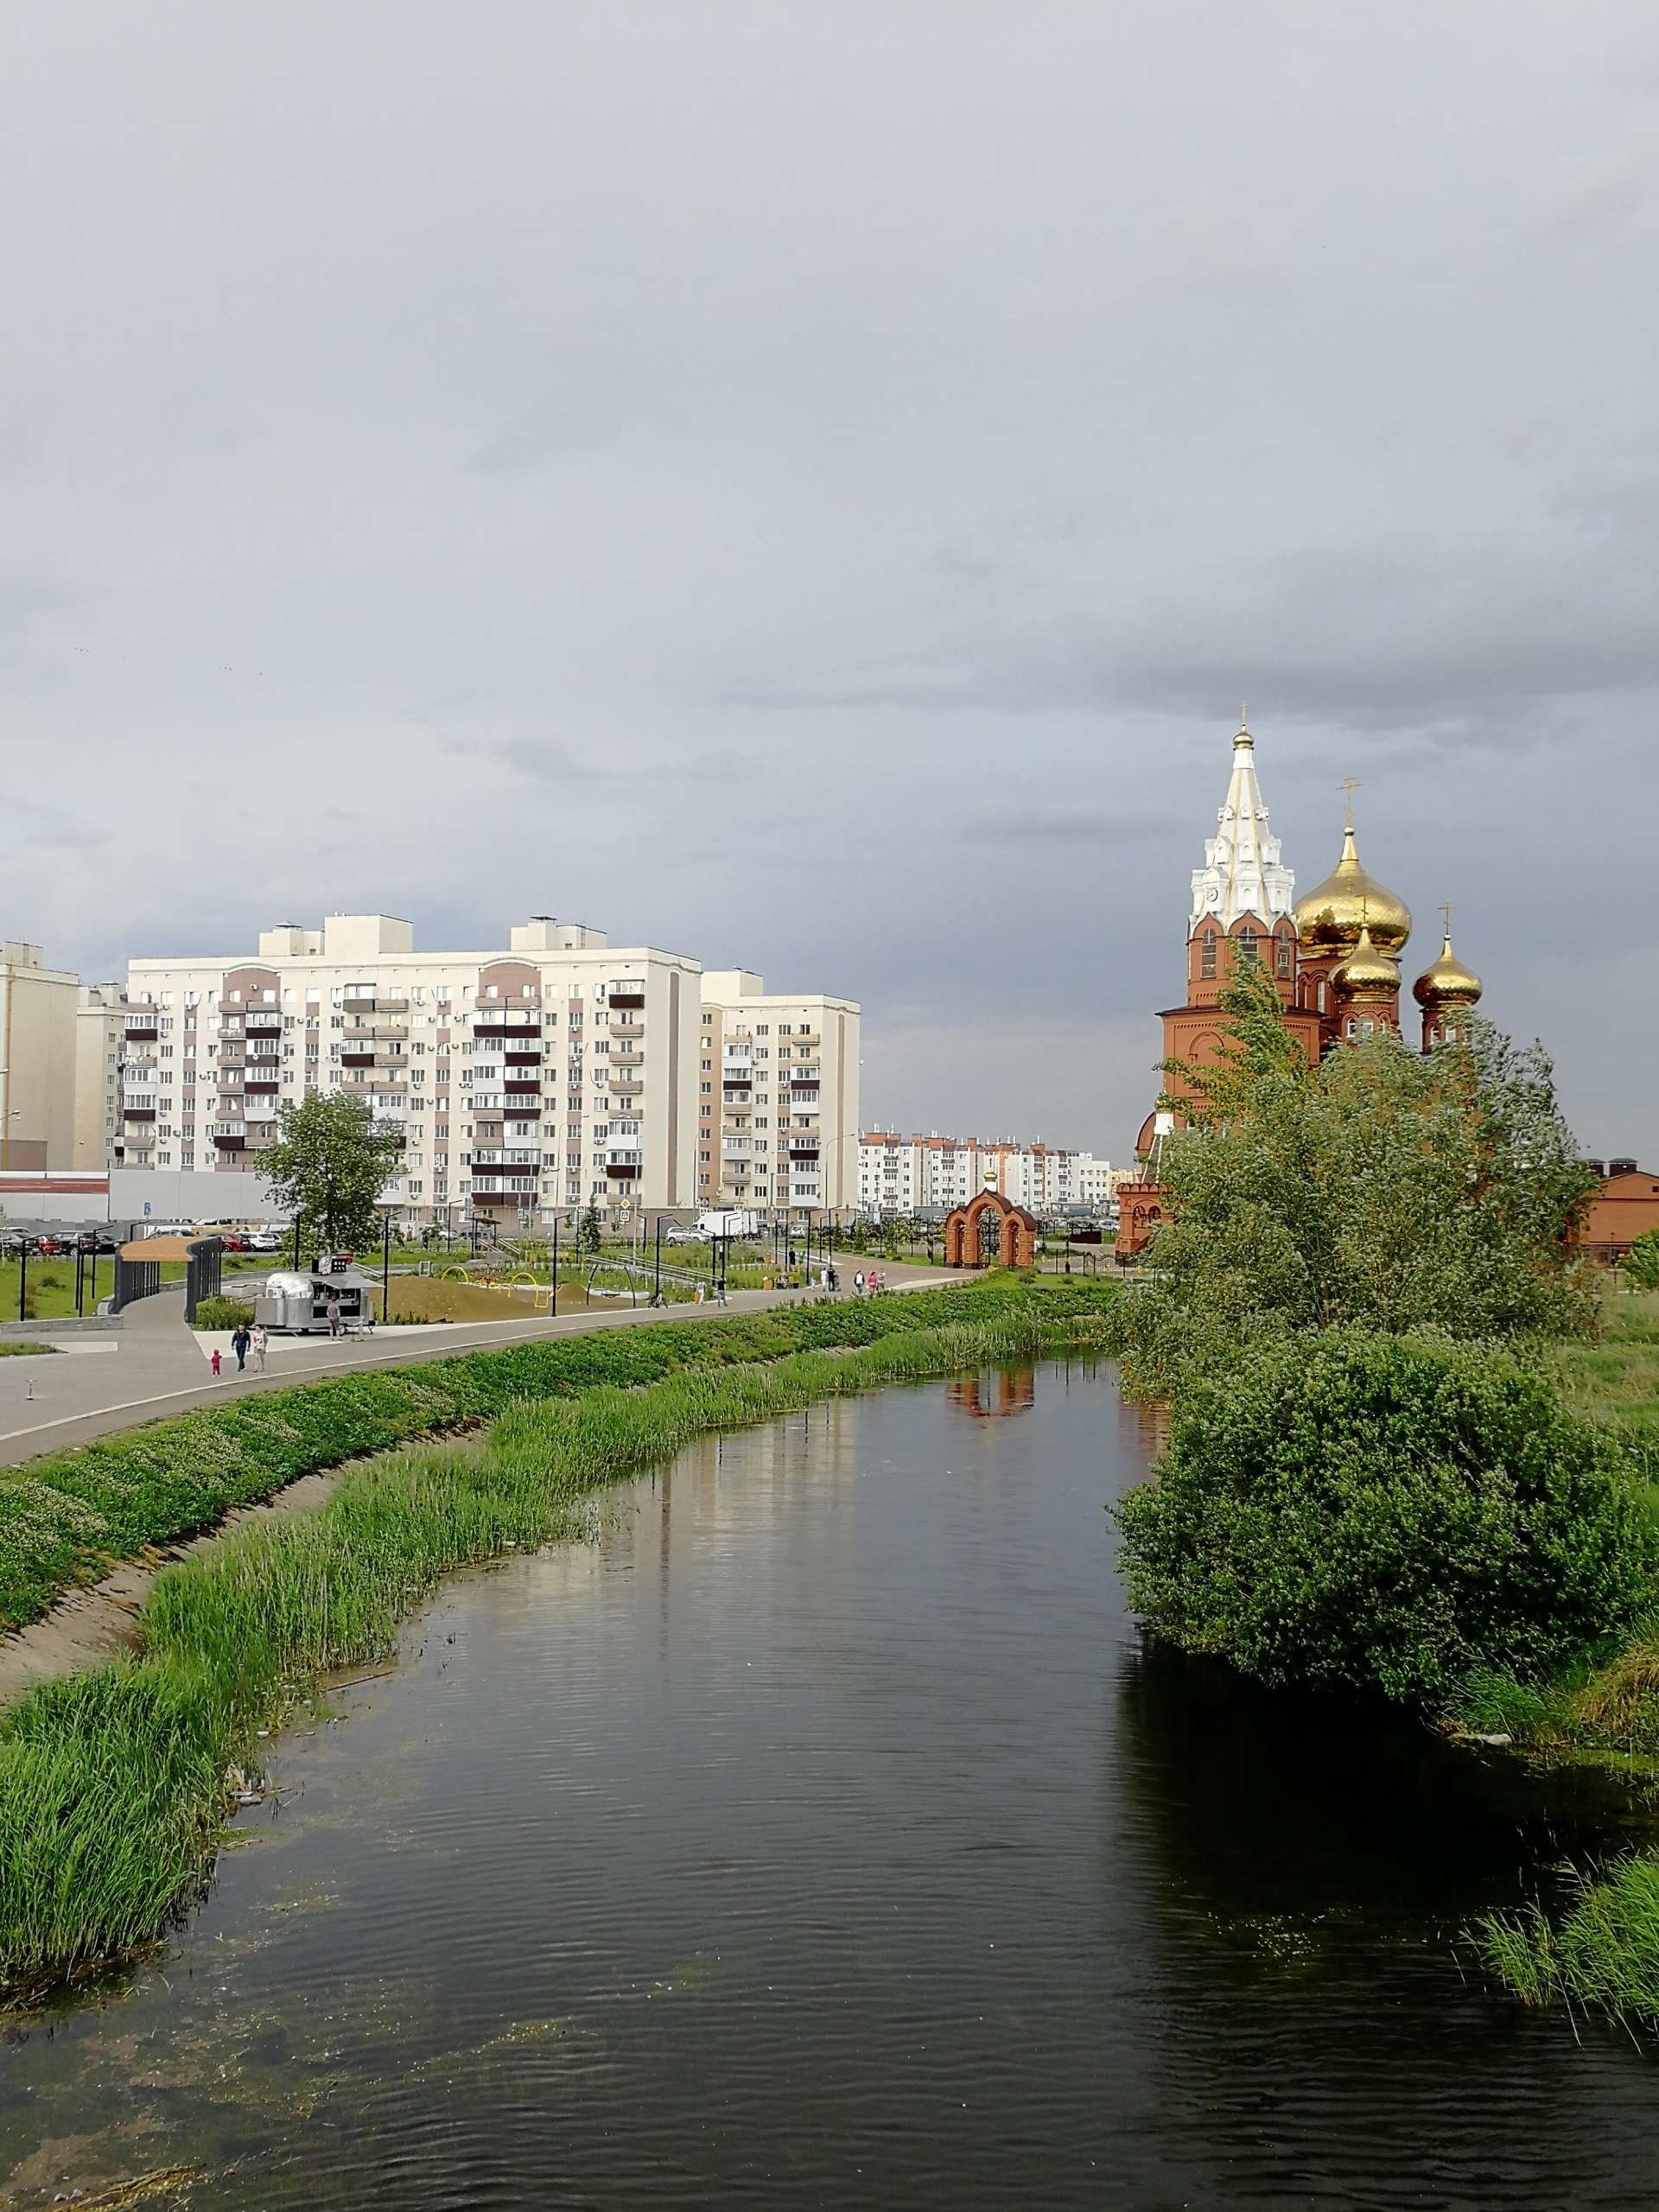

{"left": 1412, "top": 930, "right": 1483, "bottom": 1013}
{"left": 1331, "top": 925, "right": 1401, "bottom": 1003}
{"left": 1294, "top": 825, "right": 1411, "bottom": 956}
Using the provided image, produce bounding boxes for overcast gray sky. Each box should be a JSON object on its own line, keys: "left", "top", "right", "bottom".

{"left": 2, "top": 3, "right": 1655, "bottom": 1163}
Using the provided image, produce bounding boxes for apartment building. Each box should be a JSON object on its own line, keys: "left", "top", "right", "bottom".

{"left": 74, "top": 984, "right": 126, "bottom": 1170}
{"left": 696, "top": 971, "right": 861, "bottom": 1217}
{"left": 123, "top": 913, "right": 703, "bottom": 1230}
{"left": 0, "top": 943, "right": 80, "bottom": 1170}
{"left": 856, "top": 1129, "right": 1114, "bottom": 1219}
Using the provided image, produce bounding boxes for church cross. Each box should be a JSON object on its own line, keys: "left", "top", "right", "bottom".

{"left": 1337, "top": 773, "right": 1361, "bottom": 829}
{"left": 1440, "top": 899, "right": 1454, "bottom": 942}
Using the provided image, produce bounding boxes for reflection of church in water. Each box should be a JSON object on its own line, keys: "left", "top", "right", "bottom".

{"left": 1116, "top": 721, "right": 1484, "bottom": 1260}
{"left": 948, "top": 1370, "right": 1037, "bottom": 1421}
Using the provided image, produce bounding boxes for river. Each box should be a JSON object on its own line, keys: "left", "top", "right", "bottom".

{"left": 5, "top": 1359, "right": 1659, "bottom": 2208}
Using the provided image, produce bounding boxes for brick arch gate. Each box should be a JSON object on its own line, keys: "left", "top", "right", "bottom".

{"left": 943, "top": 1188, "right": 1039, "bottom": 1268}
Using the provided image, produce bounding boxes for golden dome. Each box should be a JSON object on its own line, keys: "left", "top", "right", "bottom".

{"left": 1332, "top": 925, "right": 1401, "bottom": 1002}
{"left": 1294, "top": 825, "right": 1412, "bottom": 956}
{"left": 1412, "top": 931, "right": 1483, "bottom": 1011}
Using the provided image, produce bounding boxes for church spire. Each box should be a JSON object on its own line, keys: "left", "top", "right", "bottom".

{"left": 1189, "top": 718, "right": 1295, "bottom": 932}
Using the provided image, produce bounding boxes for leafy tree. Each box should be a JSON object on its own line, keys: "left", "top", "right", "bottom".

{"left": 1624, "top": 1230, "right": 1659, "bottom": 1293}
{"left": 578, "top": 1202, "right": 602, "bottom": 1255}
{"left": 258, "top": 1093, "right": 405, "bottom": 1257}
{"left": 1113, "top": 1331, "right": 1654, "bottom": 1703}
{"left": 1124, "top": 957, "right": 1599, "bottom": 1394}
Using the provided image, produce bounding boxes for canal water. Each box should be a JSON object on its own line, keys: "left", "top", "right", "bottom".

{"left": 5, "top": 1361, "right": 1659, "bottom": 2208}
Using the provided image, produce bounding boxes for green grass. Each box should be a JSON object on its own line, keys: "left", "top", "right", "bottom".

{"left": 0, "top": 1291, "right": 1119, "bottom": 1986}
{"left": 0, "top": 1343, "right": 57, "bottom": 1358}
{"left": 1475, "top": 1855, "right": 1659, "bottom": 2028}
{"left": 0, "top": 1277, "right": 1120, "bottom": 1636}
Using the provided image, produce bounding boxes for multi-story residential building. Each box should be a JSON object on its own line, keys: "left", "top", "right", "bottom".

{"left": 0, "top": 942, "right": 80, "bottom": 1170}
{"left": 856, "top": 1128, "right": 1113, "bottom": 1220}
{"left": 73, "top": 984, "right": 126, "bottom": 1170}
{"left": 696, "top": 972, "right": 861, "bottom": 1218}
{"left": 122, "top": 913, "right": 703, "bottom": 1232}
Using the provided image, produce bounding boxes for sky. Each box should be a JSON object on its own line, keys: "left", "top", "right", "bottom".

{"left": 1, "top": 3, "right": 1656, "bottom": 1165}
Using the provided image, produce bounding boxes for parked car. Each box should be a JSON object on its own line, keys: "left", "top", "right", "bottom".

{"left": 246, "top": 1230, "right": 283, "bottom": 1253}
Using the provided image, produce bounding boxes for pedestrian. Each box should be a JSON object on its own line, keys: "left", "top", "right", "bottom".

{"left": 828, "top": 1264, "right": 839, "bottom": 1291}
{"left": 327, "top": 1293, "right": 342, "bottom": 1338}
{"left": 231, "top": 1322, "right": 251, "bottom": 1372}
{"left": 210, "top": 1346, "right": 222, "bottom": 1378}
{"left": 854, "top": 1270, "right": 865, "bottom": 1296}
{"left": 250, "top": 1323, "right": 268, "bottom": 1373}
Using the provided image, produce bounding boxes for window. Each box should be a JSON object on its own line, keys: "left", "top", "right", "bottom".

{"left": 1236, "top": 925, "right": 1257, "bottom": 962}
{"left": 1200, "top": 930, "right": 1217, "bottom": 980}
{"left": 1276, "top": 934, "right": 1292, "bottom": 978}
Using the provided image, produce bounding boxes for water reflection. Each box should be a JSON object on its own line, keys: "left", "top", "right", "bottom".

{"left": 946, "top": 1365, "right": 1036, "bottom": 1420}
{"left": 3, "top": 1362, "right": 1659, "bottom": 2210}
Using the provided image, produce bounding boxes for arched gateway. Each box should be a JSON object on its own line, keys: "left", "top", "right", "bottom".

{"left": 943, "top": 1188, "right": 1039, "bottom": 1269}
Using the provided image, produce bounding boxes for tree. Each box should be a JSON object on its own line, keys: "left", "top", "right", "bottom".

{"left": 1125, "top": 957, "right": 1600, "bottom": 1395}
{"left": 578, "top": 1201, "right": 602, "bottom": 1255}
{"left": 1624, "top": 1230, "right": 1659, "bottom": 1292}
{"left": 257, "top": 1093, "right": 406, "bottom": 1257}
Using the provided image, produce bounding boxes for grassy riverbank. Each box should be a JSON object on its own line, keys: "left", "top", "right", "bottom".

{"left": 0, "top": 1279, "right": 1116, "bottom": 1636}
{"left": 0, "top": 1280, "right": 1119, "bottom": 1990}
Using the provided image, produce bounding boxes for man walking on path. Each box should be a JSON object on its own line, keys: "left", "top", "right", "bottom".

{"left": 327, "top": 1293, "right": 343, "bottom": 1338}
{"left": 231, "top": 1323, "right": 251, "bottom": 1373}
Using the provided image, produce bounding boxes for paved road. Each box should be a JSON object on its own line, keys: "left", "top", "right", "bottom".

{"left": 0, "top": 1263, "right": 961, "bottom": 1470}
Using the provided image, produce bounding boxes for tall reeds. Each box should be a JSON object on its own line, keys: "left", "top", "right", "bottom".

{"left": 0, "top": 1300, "right": 1113, "bottom": 1986}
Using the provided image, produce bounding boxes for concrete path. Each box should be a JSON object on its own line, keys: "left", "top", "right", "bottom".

{"left": 0, "top": 1262, "right": 961, "bottom": 1470}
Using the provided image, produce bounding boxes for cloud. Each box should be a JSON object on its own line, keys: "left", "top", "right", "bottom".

{"left": 955, "top": 806, "right": 1173, "bottom": 849}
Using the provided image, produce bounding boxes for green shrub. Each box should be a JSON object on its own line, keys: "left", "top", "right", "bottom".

{"left": 190, "top": 1297, "right": 256, "bottom": 1332}
{"left": 1113, "top": 1331, "right": 1656, "bottom": 1703}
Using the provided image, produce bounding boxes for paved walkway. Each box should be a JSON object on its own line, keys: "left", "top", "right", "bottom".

{"left": 0, "top": 1262, "right": 960, "bottom": 1469}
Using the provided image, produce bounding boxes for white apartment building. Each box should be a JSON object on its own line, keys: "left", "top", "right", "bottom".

{"left": 857, "top": 1129, "right": 1114, "bottom": 1219}
{"left": 74, "top": 984, "right": 125, "bottom": 1170}
{"left": 697, "top": 971, "right": 861, "bottom": 1217}
{"left": 123, "top": 914, "right": 704, "bottom": 1231}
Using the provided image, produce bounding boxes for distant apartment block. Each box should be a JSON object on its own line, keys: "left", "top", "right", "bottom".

{"left": 0, "top": 942, "right": 81, "bottom": 1171}
{"left": 856, "top": 1129, "right": 1116, "bottom": 1217}
{"left": 697, "top": 971, "right": 861, "bottom": 1215}
{"left": 122, "top": 913, "right": 702, "bottom": 1229}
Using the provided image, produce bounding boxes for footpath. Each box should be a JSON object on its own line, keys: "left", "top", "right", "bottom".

{"left": 0, "top": 1262, "right": 957, "bottom": 1470}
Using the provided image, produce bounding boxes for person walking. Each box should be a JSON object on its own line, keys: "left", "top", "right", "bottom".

{"left": 231, "top": 1322, "right": 251, "bottom": 1373}
{"left": 210, "top": 1345, "right": 222, "bottom": 1378}
{"left": 250, "top": 1323, "right": 268, "bottom": 1373}
{"left": 327, "top": 1293, "right": 343, "bottom": 1338}
{"left": 854, "top": 1270, "right": 865, "bottom": 1297}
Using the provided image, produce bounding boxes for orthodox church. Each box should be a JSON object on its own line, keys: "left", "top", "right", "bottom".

{"left": 1116, "top": 720, "right": 1484, "bottom": 1258}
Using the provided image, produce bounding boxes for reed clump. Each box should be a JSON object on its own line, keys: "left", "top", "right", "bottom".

{"left": 0, "top": 1295, "right": 1115, "bottom": 1986}
{"left": 1475, "top": 1855, "right": 1659, "bottom": 2028}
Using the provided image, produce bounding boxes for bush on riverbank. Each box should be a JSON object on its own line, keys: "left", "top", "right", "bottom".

{"left": 0, "top": 1277, "right": 1122, "bottom": 1634}
{"left": 1113, "top": 1331, "right": 1655, "bottom": 1703}
{"left": 0, "top": 1296, "right": 1116, "bottom": 1985}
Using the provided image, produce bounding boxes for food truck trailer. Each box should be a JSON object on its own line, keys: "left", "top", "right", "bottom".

{"left": 253, "top": 1268, "right": 377, "bottom": 1335}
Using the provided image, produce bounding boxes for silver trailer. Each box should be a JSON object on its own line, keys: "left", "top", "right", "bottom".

{"left": 254, "top": 1268, "right": 376, "bottom": 1334}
